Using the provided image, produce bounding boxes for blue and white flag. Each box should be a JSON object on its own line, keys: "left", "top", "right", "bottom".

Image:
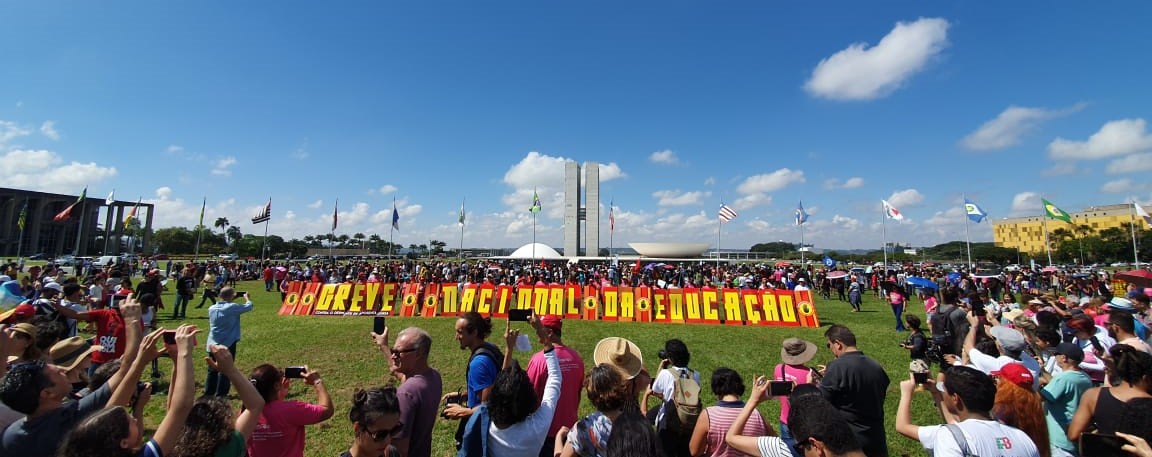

{"left": 823, "top": 255, "right": 836, "bottom": 268}
{"left": 795, "top": 201, "right": 809, "bottom": 226}
{"left": 964, "top": 198, "right": 987, "bottom": 223}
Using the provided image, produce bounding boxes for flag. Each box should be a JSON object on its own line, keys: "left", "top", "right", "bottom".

{"left": 795, "top": 201, "right": 809, "bottom": 226}
{"left": 1135, "top": 201, "right": 1152, "bottom": 229}
{"left": 633, "top": 257, "right": 642, "bottom": 274}
{"left": 1042, "top": 198, "right": 1071, "bottom": 223}
{"left": 718, "top": 204, "right": 737, "bottom": 222}
{"left": 881, "top": 199, "right": 904, "bottom": 220}
{"left": 823, "top": 255, "right": 836, "bottom": 268}
{"left": 124, "top": 197, "right": 141, "bottom": 228}
{"left": 529, "top": 189, "right": 541, "bottom": 214}
{"left": 53, "top": 187, "right": 87, "bottom": 222}
{"left": 105, "top": 189, "right": 115, "bottom": 205}
{"left": 251, "top": 199, "right": 271, "bottom": 224}
{"left": 16, "top": 202, "right": 27, "bottom": 231}
{"left": 332, "top": 199, "right": 339, "bottom": 232}
{"left": 458, "top": 200, "right": 466, "bottom": 226}
{"left": 391, "top": 203, "right": 400, "bottom": 231}
{"left": 964, "top": 198, "right": 988, "bottom": 223}
{"left": 198, "top": 197, "right": 206, "bottom": 228}
{"left": 609, "top": 199, "right": 615, "bottom": 231}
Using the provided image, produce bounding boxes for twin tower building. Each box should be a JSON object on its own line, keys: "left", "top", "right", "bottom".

{"left": 563, "top": 161, "right": 601, "bottom": 257}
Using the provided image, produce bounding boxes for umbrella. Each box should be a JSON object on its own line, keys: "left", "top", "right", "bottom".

{"left": 1116, "top": 269, "right": 1152, "bottom": 288}
{"left": 1041, "top": 266, "right": 1059, "bottom": 273}
{"left": 775, "top": 261, "right": 793, "bottom": 267}
{"left": 826, "top": 271, "right": 849, "bottom": 279}
{"left": 906, "top": 276, "right": 939, "bottom": 290}
{"left": 276, "top": 266, "right": 288, "bottom": 272}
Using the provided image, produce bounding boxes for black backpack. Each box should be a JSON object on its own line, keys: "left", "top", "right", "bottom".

{"left": 453, "top": 342, "right": 504, "bottom": 450}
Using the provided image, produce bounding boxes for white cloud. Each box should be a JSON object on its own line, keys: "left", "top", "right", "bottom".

{"left": 649, "top": 149, "right": 679, "bottom": 165}
{"left": 0, "top": 120, "right": 32, "bottom": 147}
{"left": 373, "top": 184, "right": 398, "bottom": 195}
{"left": 307, "top": 200, "right": 324, "bottom": 209}
{"left": 292, "top": 138, "right": 310, "bottom": 160}
{"left": 1101, "top": 179, "right": 1150, "bottom": 194}
{"left": 1010, "top": 192, "right": 1041, "bottom": 215}
{"left": 597, "top": 162, "right": 626, "bottom": 181}
{"left": 1106, "top": 153, "right": 1152, "bottom": 174}
{"left": 652, "top": 190, "right": 711, "bottom": 207}
{"left": 1049, "top": 118, "right": 1152, "bottom": 160}
{"left": 732, "top": 193, "right": 772, "bottom": 211}
{"left": 736, "top": 168, "right": 806, "bottom": 194}
{"left": 804, "top": 17, "right": 950, "bottom": 101}
{"left": 0, "top": 149, "right": 117, "bottom": 192}
{"left": 39, "top": 121, "right": 60, "bottom": 140}
{"left": 211, "top": 156, "right": 237, "bottom": 176}
{"left": 144, "top": 187, "right": 237, "bottom": 230}
{"left": 501, "top": 152, "right": 626, "bottom": 216}
{"left": 886, "top": 188, "right": 925, "bottom": 208}
{"left": 166, "top": 145, "right": 184, "bottom": 155}
{"left": 824, "top": 176, "right": 865, "bottom": 190}
{"left": 703, "top": 177, "right": 716, "bottom": 186}
{"left": 830, "top": 215, "right": 861, "bottom": 231}
{"left": 962, "top": 104, "right": 1084, "bottom": 151}
{"left": 1041, "top": 163, "right": 1079, "bottom": 176}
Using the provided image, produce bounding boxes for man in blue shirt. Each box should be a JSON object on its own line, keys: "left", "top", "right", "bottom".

{"left": 205, "top": 287, "right": 253, "bottom": 396}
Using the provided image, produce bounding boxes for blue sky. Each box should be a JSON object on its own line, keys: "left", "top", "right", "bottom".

{"left": 2, "top": 2, "right": 1151, "bottom": 251}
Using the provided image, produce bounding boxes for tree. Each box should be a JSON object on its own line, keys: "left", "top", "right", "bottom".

{"left": 214, "top": 217, "right": 230, "bottom": 241}
{"left": 353, "top": 233, "right": 366, "bottom": 249}
{"left": 429, "top": 240, "right": 447, "bottom": 254}
{"left": 226, "top": 226, "right": 243, "bottom": 246}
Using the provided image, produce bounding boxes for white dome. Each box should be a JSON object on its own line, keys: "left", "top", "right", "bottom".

{"left": 509, "top": 243, "right": 564, "bottom": 259}
{"left": 628, "top": 242, "right": 710, "bottom": 258}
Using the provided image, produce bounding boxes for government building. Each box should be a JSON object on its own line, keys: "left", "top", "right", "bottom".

{"left": 992, "top": 203, "right": 1139, "bottom": 254}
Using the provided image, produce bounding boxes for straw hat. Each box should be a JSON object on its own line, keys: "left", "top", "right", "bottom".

{"left": 780, "top": 337, "right": 818, "bottom": 366}
{"left": 593, "top": 337, "right": 643, "bottom": 380}
{"left": 49, "top": 336, "right": 102, "bottom": 372}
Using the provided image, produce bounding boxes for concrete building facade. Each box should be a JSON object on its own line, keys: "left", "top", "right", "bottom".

{"left": 562, "top": 161, "right": 600, "bottom": 257}
{"left": 1, "top": 187, "right": 154, "bottom": 257}
{"left": 992, "top": 203, "right": 1139, "bottom": 254}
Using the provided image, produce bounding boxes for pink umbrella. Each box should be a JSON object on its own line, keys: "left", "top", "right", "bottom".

{"left": 826, "top": 271, "right": 849, "bottom": 279}
{"left": 1041, "top": 266, "right": 1059, "bottom": 273}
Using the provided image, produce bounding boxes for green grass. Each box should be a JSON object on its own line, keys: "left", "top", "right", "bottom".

{"left": 134, "top": 281, "right": 940, "bottom": 457}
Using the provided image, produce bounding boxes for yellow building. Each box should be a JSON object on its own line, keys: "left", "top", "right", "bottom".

{"left": 993, "top": 203, "right": 1138, "bottom": 254}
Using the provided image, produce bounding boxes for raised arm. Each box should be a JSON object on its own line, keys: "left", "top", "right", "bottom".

{"left": 503, "top": 319, "right": 518, "bottom": 369}
{"left": 303, "top": 367, "right": 335, "bottom": 421}
{"left": 206, "top": 344, "right": 266, "bottom": 440}
{"left": 108, "top": 328, "right": 164, "bottom": 407}
{"left": 107, "top": 298, "right": 144, "bottom": 395}
{"left": 725, "top": 375, "right": 770, "bottom": 456}
{"left": 152, "top": 324, "right": 199, "bottom": 456}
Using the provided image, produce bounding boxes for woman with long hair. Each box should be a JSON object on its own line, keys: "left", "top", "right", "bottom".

{"left": 173, "top": 343, "right": 266, "bottom": 457}
{"left": 246, "top": 364, "right": 335, "bottom": 457}
{"left": 342, "top": 387, "right": 402, "bottom": 457}
{"left": 57, "top": 324, "right": 198, "bottom": 457}
{"left": 1068, "top": 344, "right": 1152, "bottom": 441}
{"left": 689, "top": 368, "right": 771, "bottom": 457}
{"left": 990, "top": 364, "right": 1050, "bottom": 457}
{"left": 3, "top": 323, "right": 40, "bottom": 365}
{"left": 556, "top": 364, "right": 631, "bottom": 457}
{"left": 605, "top": 410, "right": 662, "bottom": 457}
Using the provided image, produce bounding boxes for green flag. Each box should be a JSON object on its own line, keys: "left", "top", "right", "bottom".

{"left": 458, "top": 200, "right": 466, "bottom": 226}
{"left": 529, "top": 190, "right": 541, "bottom": 214}
{"left": 1042, "top": 198, "right": 1072, "bottom": 223}
{"left": 198, "top": 197, "right": 206, "bottom": 228}
{"left": 17, "top": 202, "right": 27, "bottom": 231}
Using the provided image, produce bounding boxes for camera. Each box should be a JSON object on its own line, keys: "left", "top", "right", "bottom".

{"left": 658, "top": 349, "right": 667, "bottom": 360}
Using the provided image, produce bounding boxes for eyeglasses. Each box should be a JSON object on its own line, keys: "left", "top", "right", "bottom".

{"left": 390, "top": 347, "right": 418, "bottom": 358}
{"left": 362, "top": 422, "right": 404, "bottom": 441}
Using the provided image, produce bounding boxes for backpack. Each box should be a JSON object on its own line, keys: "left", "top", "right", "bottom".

{"left": 453, "top": 343, "right": 504, "bottom": 450}
{"left": 660, "top": 367, "right": 702, "bottom": 434}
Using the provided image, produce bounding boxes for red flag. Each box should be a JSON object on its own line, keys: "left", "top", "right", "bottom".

{"left": 53, "top": 187, "right": 87, "bottom": 221}
{"left": 633, "top": 257, "right": 642, "bottom": 274}
{"left": 540, "top": 259, "right": 547, "bottom": 269}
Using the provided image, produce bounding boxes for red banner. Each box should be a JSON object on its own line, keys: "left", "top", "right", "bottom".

{"left": 278, "top": 281, "right": 819, "bottom": 327}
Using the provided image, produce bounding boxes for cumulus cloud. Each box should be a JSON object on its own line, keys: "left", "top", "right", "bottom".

{"left": 703, "top": 177, "right": 716, "bottom": 186}
{"left": 649, "top": 149, "right": 679, "bottom": 165}
{"left": 211, "top": 157, "right": 237, "bottom": 176}
{"left": 144, "top": 186, "right": 236, "bottom": 230}
{"left": 732, "top": 193, "right": 772, "bottom": 211}
{"left": 1049, "top": 118, "right": 1152, "bottom": 160}
{"left": 736, "top": 168, "right": 806, "bottom": 194}
{"left": 0, "top": 149, "right": 117, "bottom": 192}
{"left": 804, "top": 17, "right": 949, "bottom": 101}
{"left": 166, "top": 145, "right": 184, "bottom": 155}
{"left": 824, "top": 176, "right": 865, "bottom": 190}
{"left": 830, "top": 215, "right": 861, "bottom": 231}
{"left": 886, "top": 189, "right": 925, "bottom": 208}
{"left": 1010, "top": 192, "right": 1041, "bottom": 215}
{"left": 39, "top": 121, "right": 60, "bottom": 140}
{"left": 307, "top": 200, "right": 323, "bottom": 209}
{"left": 1101, "top": 179, "right": 1149, "bottom": 194}
{"left": 1041, "top": 163, "right": 1079, "bottom": 176}
{"left": 962, "top": 104, "right": 1084, "bottom": 151}
{"left": 501, "top": 151, "right": 625, "bottom": 216}
{"left": 1106, "top": 153, "right": 1152, "bottom": 174}
{"left": 373, "top": 184, "right": 398, "bottom": 195}
{"left": 652, "top": 190, "right": 711, "bottom": 206}
{"left": 0, "top": 120, "right": 32, "bottom": 147}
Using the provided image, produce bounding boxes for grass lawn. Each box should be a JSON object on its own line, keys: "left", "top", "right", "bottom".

{"left": 137, "top": 280, "right": 943, "bottom": 457}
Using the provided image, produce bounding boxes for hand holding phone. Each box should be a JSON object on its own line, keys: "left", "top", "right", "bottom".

{"left": 768, "top": 380, "right": 794, "bottom": 396}
{"left": 508, "top": 309, "right": 531, "bottom": 322}
{"left": 373, "top": 316, "right": 386, "bottom": 335}
{"left": 284, "top": 366, "right": 306, "bottom": 379}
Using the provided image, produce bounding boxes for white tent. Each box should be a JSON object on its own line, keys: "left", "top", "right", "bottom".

{"left": 507, "top": 243, "right": 564, "bottom": 259}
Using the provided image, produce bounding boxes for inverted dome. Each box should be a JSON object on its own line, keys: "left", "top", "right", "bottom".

{"left": 508, "top": 243, "right": 564, "bottom": 259}
{"left": 628, "top": 242, "right": 710, "bottom": 258}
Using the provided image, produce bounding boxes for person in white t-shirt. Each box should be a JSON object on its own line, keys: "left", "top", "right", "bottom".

{"left": 895, "top": 365, "right": 1040, "bottom": 457}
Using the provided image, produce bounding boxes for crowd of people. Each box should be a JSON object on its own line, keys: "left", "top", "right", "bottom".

{"left": 4, "top": 255, "right": 1152, "bottom": 456}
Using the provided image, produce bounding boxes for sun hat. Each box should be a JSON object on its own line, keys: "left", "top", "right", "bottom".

{"left": 8, "top": 322, "right": 36, "bottom": 339}
{"left": 539, "top": 315, "right": 563, "bottom": 332}
{"left": 42, "top": 282, "right": 63, "bottom": 293}
{"left": 593, "top": 337, "right": 643, "bottom": 380}
{"left": 49, "top": 336, "right": 102, "bottom": 372}
{"left": 1109, "top": 297, "right": 1136, "bottom": 311}
{"left": 1054, "top": 342, "right": 1085, "bottom": 363}
{"left": 780, "top": 338, "right": 818, "bottom": 366}
{"left": 1002, "top": 309, "right": 1025, "bottom": 323}
{"left": 989, "top": 326, "right": 1027, "bottom": 354}
{"left": 990, "top": 363, "right": 1034, "bottom": 389}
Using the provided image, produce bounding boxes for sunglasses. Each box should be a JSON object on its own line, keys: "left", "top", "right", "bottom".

{"left": 361, "top": 422, "right": 404, "bottom": 441}
{"left": 390, "top": 347, "right": 418, "bottom": 358}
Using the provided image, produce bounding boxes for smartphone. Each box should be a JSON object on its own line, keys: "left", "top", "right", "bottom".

{"left": 163, "top": 331, "right": 177, "bottom": 345}
{"left": 913, "top": 371, "right": 929, "bottom": 384}
{"left": 109, "top": 294, "right": 127, "bottom": 308}
{"left": 284, "top": 366, "right": 306, "bottom": 379}
{"left": 1079, "top": 433, "right": 1127, "bottom": 457}
{"left": 234, "top": 291, "right": 247, "bottom": 297}
{"left": 768, "top": 381, "right": 794, "bottom": 396}
{"left": 373, "top": 316, "right": 386, "bottom": 334}
{"left": 508, "top": 309, "right": 531, "bottom": 322}
{"left": 136, "top": 382, "right": 147, "bottom": 393}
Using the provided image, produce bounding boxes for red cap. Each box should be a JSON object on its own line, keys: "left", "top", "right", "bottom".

{"left": 991, "top": 363, "right": 1034, "bottom": 389}
{"left": 540, "top": 315, "right": 562, "bottom": 331}
{"left": 0, "top": 303, "right": 36, "bottom": 324}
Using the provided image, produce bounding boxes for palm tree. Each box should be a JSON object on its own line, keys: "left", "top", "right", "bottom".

{"left": 354, "top": 233, "right": 366, "bottom": 250}
{"left": 226, "top": 226, "right": 243, "bottom": 245}
{"left": 214, "top": 217, "right": 230, "bottom": 243}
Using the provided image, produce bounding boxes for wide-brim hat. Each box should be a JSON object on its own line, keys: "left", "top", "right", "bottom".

{"left": 49, "top": 336, "right": 102, "bottom": 372}
{"left": 594, "top": 337, "right": 643, "bottom": 380}
{"left": 1001, "top": 309, "right": 1025, "bottom": 323}
{"left": 780, "top": 337, "right": 818, "bottom": 365}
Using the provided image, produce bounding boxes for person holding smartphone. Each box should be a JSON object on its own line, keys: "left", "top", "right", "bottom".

{"left": 246, "top": 364, "right": 334, "bottom": 457}
{"left": 204, "top": 287, "right": 254, "bottom": 397}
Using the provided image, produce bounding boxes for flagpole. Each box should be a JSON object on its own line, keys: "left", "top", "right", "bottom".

{"left": 799, "top": 220, "right": 806, "bottom": 266}
{"left": 881, "top": 205, "right": 889, "bottom": 269}
{"left": 459, "top": 198, "right": 465, "bottom": 257}
{"left": 261, "top": 197, "right": 270, "bottom": 262}
{"left": 16, "top": 199, "right": 27, "bottom": 260}
{"left": 963, "top": 194, "right": 973, "bottom": 270}
{"left": 1043, "top": 212, "right": 1052, "bottom": 266}
{"left": 716, "top": 217, "right": 722, "bottom": 272}
{"left": 194, "top": 198, "right": 205, "bottom": 262}
{"left": 73, "top": 196, "right": 86, "bottom": 255}
{"left": 609, "top": 198, "right": 614, "bottom": 259}
{"left": 1131, "top": 201, "right": 1141, "bottom": 269}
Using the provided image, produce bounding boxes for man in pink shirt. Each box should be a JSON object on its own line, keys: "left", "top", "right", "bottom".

{"left": 526, "top": 315, "right": 584, "bottom": 457}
